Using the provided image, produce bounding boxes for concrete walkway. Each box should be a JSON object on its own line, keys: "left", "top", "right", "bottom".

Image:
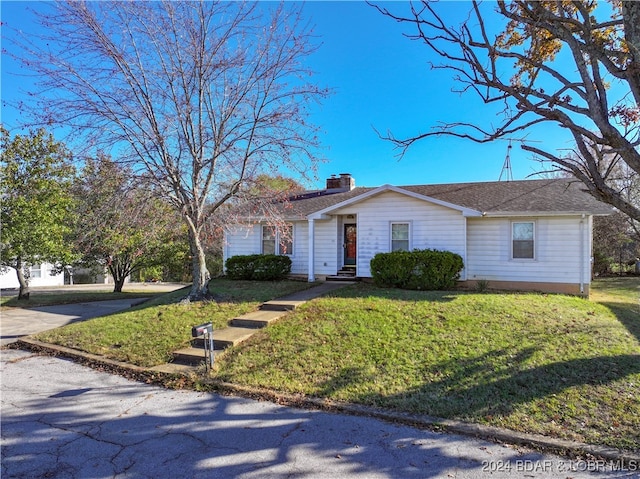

{"left": 0, "top": 299, "right": 145, "bottom": 347}
{"left": 0, "top": 283, "right": 187, "bottom": 347}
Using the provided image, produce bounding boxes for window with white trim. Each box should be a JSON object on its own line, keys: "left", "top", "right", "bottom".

{"left": 391, "top": 222, "right": 410, "bottom": 252}
{"left": 262, "top": 226, "right": 276, "bottom": 255}
{"left": 279, "top": 224, "right": 293, "bottom": 255}
{"left": 262, "top": 224, "right": 293, "bottom": 255}
{"left": 30, "top": 263, "right": 42, "bottom": 278}
{"left": 512, "top": 221, "right": 535, "bottom": 259}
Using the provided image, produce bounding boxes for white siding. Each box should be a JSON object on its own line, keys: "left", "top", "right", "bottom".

{"left": 313, "top": 217, "right": 339, "bottom": 275}
{"left": 223, "top": 222, "right": 309, "bottom": 275}
{"left": 223, "top": 224, "right": 260, "bottom": 264}
{"left": 0, "top": 263, "right": 65, "bottom": 289}
{"left": 290, "top": 222, "right": 308, "bottom": 275}
{"left": 332, "top": 191, "right": 467, "bottom": 277}
{"left": 224, "top": 197, "right": 593, "bottom": 289}
{"left": 466, "top": 216, "right": 590, "bottom": 284}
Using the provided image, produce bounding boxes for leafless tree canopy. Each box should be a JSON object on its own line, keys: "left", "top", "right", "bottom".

{"left": 9, "top": 1, "right": 329, "bottom": 299}
{"left": 373, "top": 0, "right": 640, "bottom": 223}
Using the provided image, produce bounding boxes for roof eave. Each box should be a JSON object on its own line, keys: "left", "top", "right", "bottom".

{"left": 231, "top": 213, "right": 308, "bottom": 223}
{"left": 482, "top": 210, "right": 611, "bottom": 217}
{"left": 308, "top": 184, "right": 482, "bottom": 218}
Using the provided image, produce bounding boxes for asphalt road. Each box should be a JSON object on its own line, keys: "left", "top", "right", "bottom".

{"left": 2, "top": 348, "right": 637, "bottom": 479}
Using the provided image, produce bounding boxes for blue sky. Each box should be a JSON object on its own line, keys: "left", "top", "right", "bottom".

{"left": 1, "top": 1, "right": 574, "bottom": 189}
{"left": 302, "top": 1, "right": 572, "bottom": 188}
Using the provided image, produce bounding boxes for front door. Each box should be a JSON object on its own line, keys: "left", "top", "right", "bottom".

{"left": 343, "top": 224, "right": 357, "bottom": 266}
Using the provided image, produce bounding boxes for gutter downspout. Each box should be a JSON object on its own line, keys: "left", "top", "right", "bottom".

{"left": 462, "top": 216, "right": 468, "bottom": 281}
{"left": 308, "top": 219, "right": 315, "bottom": 282}
{"left": 579, "top": 214, "right": 585, "bottom": 295}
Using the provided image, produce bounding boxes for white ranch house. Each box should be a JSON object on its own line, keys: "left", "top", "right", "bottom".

{"left": 223, "top": 174, "right": 612, "bottom": 296}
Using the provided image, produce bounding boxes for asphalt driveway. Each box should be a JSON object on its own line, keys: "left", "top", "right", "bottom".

{"left": 0, "top": 282, "right": 187, "bottom": 346}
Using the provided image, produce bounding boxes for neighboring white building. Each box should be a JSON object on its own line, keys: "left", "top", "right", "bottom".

{"left": 223, "top": 174, "right": 613, "bottom": 296}
{"left": 0, "top": 263, "right": 127, "bottom": 289}
{"left": 0, "top": 263, "right": 65, "bottom": 289}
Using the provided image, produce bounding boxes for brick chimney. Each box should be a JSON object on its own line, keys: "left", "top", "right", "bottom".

{"left": 326, "top": 173, "right": 355, "bottom": 191}
{"left": 326, "top": 174, "right": 341, "bottom": 190}
{"left": 339, "top": 173, "right": 355, "bottom": 190}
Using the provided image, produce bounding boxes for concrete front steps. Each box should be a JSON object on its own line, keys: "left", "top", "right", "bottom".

{"left": 168, "top": 282, "right": 354, "bottom": 369}
{"left": 326, "top": 266, "right": 357, "bottom": 282}
{"left": 170, "top": 310, "right": 288, "bottom": 367}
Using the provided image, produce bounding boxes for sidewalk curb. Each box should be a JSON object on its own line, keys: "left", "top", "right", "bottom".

{"left": 9, "top": 337, "right": 640, "bottom": 470}
{"left": 199, "top": 382, "right": 640, "bottom": 469}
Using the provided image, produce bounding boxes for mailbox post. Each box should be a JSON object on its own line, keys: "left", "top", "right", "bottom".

{"left": 191, "top": 322, "right": 214, "bottom": 370}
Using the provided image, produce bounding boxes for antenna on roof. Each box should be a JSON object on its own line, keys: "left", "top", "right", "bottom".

{"left": 499, "top": 140, "right": 513, "bottom": 182}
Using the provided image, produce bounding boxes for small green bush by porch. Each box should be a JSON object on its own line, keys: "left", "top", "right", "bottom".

{"left": 225, "top": 254, "right": 291, "bottom": 281}
{"left": 370, "top": 249, "right": 463, "bottom": 290}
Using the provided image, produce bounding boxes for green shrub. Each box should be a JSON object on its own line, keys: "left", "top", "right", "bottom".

{"left": 252, "top": 255, "right": 292, "bottom": 281}
{"left": 225, "top": 254, "right": 292, "bottom": 281}
{"left": 225, "top": 256, "right": 250, "bottom": 280}
{"left": 370, "top": 249, "right": 464, "bottom": 290}
{"left": 206, "top": 253, "right": 224, "bottom": 278}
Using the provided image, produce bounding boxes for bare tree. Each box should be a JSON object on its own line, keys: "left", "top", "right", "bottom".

{"left": 373, "top": 1, "right": 640, "bottom": 222}
{"left": 8, "top": 1, "right": 328, "bottom": 300}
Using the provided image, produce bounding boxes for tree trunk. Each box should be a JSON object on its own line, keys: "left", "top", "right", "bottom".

{"left": 15, "top": 256, "right": 30, "bottom": 300}
{"left": 113, "top": 275, "right": 126, "bottom": 293}
{"left": 187, "top": 225, "right": 211, "bottom": 301}
{"left": 108, "top": 261, "right": 127, "bottom": 293}
{"left": 622, "top": 1, "right": 640, "bottom": 106}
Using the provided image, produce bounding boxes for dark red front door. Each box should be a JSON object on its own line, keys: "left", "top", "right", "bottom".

{"left": 344, "top": 224, "right": 356, "bottom": 266}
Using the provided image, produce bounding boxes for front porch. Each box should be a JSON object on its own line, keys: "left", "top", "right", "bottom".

{"left": 326, "top": 265, "right": 357, "bottom": 282}
{"left": 307, "top": 214, "right": 358, "bottom": 282}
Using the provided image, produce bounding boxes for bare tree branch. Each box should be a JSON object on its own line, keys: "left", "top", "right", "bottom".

{"left": 373, "top": 0, "right": 640, "bottom": 222}
{"left": 7, "top": 1, "right": 329, "bottom": 299}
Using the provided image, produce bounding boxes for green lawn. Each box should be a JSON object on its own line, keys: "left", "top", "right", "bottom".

{"left": 30, "top": 277, "right": 639, "bottom": 452}
{"left": 33, "top": 279, "right": 315, "bottom": 366}
{"left": 213, "top": 279, "right": 640, "bottom": 452}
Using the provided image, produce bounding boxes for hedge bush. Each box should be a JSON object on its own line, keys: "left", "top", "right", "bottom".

{"left": 370, "top": 249, "right": 464, "bottom": 290}
{"left": 225, "top": 254, "right": 292, "bottom": 281}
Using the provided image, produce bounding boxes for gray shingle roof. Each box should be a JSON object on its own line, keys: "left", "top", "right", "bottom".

{"left": 280, "top": 187, "right": 372, "bottom": 218}
{"left": 274, "top": 179, "right": 612, "bottom": 219}
{"left": 232, "top": 179, "right": 613, "bottom": 220}
{"left": 400, "top": 179, "right": 613, "bottom": 215}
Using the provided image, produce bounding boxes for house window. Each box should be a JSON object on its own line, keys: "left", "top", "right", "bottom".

{"left": 279, "top": 224, "right": 293, "bottom": 255}
{"left": 30, "top": 263, "right": 42, "bottom": 279}
{"left": 262, "top": 224, "right": 293, "bottom": 255}
{"left": 512, "top": 222, "right": 535, "bottom": 259}
{"left": 262, "top": 226, "right": 276, "bottom": 255}
{"left": 391, "top": 223, "right": 410, "bottom": 252}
